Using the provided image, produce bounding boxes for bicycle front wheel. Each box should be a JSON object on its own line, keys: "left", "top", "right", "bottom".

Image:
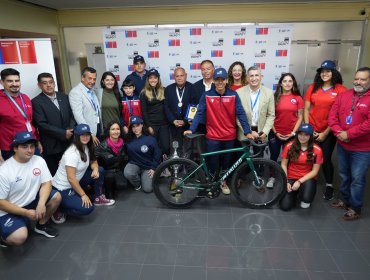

{"left": 152, "top": 158, "right": 206, "bottom": 209}
{"left": 230, "top": 159, "right": 286, "bottom": 208}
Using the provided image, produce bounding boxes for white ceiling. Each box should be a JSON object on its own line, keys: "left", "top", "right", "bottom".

{"left": 18, "top": 0, "right": 369, "bottom": 10}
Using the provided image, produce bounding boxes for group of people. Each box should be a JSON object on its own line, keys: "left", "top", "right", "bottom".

{"left": 0, "top": 55, "right": 369, "bottom": 247}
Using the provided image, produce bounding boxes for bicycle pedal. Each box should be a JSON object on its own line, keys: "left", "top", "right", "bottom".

{"left": 206, "top": 188, "right": 220, "bottom": 199}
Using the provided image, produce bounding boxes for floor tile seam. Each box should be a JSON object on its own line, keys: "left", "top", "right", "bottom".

{"left": 49, "top": 239, "right": 68, "bottom": 262}
{"left": 343, "top": 230, "right": 368, "bottom": 254}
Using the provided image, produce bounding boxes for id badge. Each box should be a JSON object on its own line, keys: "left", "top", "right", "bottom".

{"left": 345, "top": 116, "right": 352, "bottom": 125}
{"left": 26, "top": 121, "right": 32, "bottom": 132}
{"left": 96, "top": 116, "right": 100, "bottom": 123}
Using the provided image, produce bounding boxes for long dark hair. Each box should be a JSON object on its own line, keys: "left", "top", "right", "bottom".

{"left": 287, "top": 134, "right": 315, "bottom": 164}
{"left": 104, "top": 120, "right": 124, "bottom": 139}
{"left": 100, "top": 71, "right": 122, "bottom": 111}
{"left": 312, "top": 69, "right": 343, "bottom": 93}
{"left": 227, "top": 61, "right": 247, "bottom": 87}
{"left": 274, "top": 73, "right": 301, "bottom": 105}
{"left": 72, "top": 133, "right": 96, "bottom": 162}
{"left": 126, "top": 123, "right": 150, "bottom": 142}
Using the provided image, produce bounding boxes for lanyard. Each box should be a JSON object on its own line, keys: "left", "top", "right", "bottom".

{"left": 4, "top": 90, "right": 28, "bottom": 120}
{"left": 250, "top": 90, "right": 261, "bottom": 111}
{"left": 349, "top": 92, "right": 365, "bottom": 117}
{"left": 87, "top": 90, "right": 99, "bottom": 114}
{"left": 176, "top": 87, "right": 185, "bottom": 103}
{"left": 125, "top": 96, "right": 136, "bottom": 116}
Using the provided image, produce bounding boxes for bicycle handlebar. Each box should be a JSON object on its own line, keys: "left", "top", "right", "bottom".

{"left": 240, "top": 139, "right": 268, "bottom": 148}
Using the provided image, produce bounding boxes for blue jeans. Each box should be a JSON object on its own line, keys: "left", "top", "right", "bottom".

{"left": 337, "top": 144, "right": 370, "bottom": 213}
{"left": 206, "top": 139, "right": 235, "bottom": 175}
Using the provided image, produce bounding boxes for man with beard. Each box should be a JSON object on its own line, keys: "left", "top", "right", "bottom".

{"left": 329, "top": 67, "right": 370, "bottom": 220}
{"left": 0, "top": 68, "right": 38, "bottom": 162}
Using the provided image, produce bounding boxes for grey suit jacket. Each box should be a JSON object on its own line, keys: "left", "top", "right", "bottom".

{"left": 69, "top": 82, "right": 102, "bottom": 136}
{"left": 236, "top": 85, "right": 275, "bottom": 141}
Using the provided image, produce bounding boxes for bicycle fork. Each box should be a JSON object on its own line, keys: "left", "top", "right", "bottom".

{"left": 246, "top": 158, "right": 264, "bottom": 190}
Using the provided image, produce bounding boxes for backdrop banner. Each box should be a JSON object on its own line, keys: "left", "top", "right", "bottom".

{"left": 103, "top": 25, "right": 292, "bottom": 90}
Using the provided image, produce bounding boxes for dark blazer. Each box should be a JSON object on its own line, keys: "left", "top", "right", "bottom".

{"left": 164, "top": 81, "right": 195, "bottom": 123}
{"left": 32, "top": 91, "right": 76, "bottom": 155}
{"left": 192, "top": 79, "right": 215, "bottom": 105}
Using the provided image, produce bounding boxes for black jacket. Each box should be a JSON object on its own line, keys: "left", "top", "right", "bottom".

{"left": 95, "top": 139, "right": 127, "bottom": 172}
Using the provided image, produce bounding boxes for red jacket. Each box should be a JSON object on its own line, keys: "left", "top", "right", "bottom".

{"left": 329, "top": 88, "right": 370, "bottom": 151}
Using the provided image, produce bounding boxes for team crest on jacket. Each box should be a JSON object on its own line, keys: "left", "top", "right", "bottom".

{"left": 290, "top": 98, "right": 297, "bottom": 104}
{"left": 141, "top": 145, "right": 149, "bottom": 153}
{"left": 33, "top": 168, "right": 41, "bottom": 176}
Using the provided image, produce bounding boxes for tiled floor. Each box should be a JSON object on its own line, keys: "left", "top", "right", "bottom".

{"left": 1, "top": 179, "right": 370, "bottom": 280}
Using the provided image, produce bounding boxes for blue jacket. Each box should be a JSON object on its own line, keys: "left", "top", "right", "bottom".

{"left": 126, "top": 135, "right": 161, "bottom": 170}
{"left": 125, "top": 70, "right": 148, "bottom": 96}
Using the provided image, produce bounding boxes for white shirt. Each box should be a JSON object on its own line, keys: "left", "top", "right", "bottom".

{"left": 52, "top": 145, "right": 90, "bottom": 191}
{"left": 249, "top": 86, "right": 261, "bottom": 126}
{"left": 0, "top": 156, "right": 52, "bottom": 217}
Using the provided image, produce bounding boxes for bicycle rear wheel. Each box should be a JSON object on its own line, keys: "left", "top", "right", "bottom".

{"left": 230, "top": 159, "right": 286, "bottom": 208}
{"left": 152, "top": 158, "right": 206, "bottom": 208}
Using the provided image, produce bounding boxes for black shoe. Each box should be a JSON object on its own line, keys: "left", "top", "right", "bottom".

{"left": 323, "top": 186, "right": 334, "bottom": 201}
{"left": 34, "top": 222, "right": 59, "bottom": 238}
{"left": 0, "top": 238, "right": 8, "bottom": 248}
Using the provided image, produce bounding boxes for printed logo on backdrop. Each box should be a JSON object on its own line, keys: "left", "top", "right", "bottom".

{"left": 212, "top": 39, "right": 224, "bottom": 47}
{"left": 105, "top": 31, "right": 116, "bottom": 39}
{"left": 191, "top": 50, "right": 202, "bottom": 59}
{"left": 190, "top": 63, "right": 201, "bottom": 70}
{"left": 106, "top": 54, "right": 117, "bottom": 59}
{"left": 232, "top": 52, "right": 245, "bottom": 56}
{"left": 256, "top": 28, "right": 269, "bottom": 35}
{"left": 170, "top": 63, "right": 181, "bottom": 71}
{"left": 168, "top": 52, "right": 180, "bottom": 57}
{"left": 276, "top": 50, "right": 288, "bottom": 57}
{"left": 211, "top": 30, "right": 223, "bottom": 34}
{"left": 234, "top": 28, "right": 246, "bottom": 36}
{"left": 168, "top": 39, "right": 180, "bottom": 47}
{"left": 147, "top": 31, "right": 158, "bottom": 36}
{"left": 128, "top": 52, "right": 139, "bottom": 60}
{"left": 190, "top": 28, "right": 202, "bottom": 36}
{"left": 125, "top": 31, "right": 137, "bottom": 38}
{"left": 126, "top": 42, "right": 138, "bottom": 47}
{"left": 275, "top": 64, "right": 287, "bottom": 70}
{"left": 148, "top": 40, "right": 159, "bottom": 48}
{"left": 169, "top": 29, "right": 181, "bottom": 37}
{"left": 255, "top": 49, "right": 266, "bottom": 58}
{"left": 278, "top": 28, "right": 291, "bottom": 33}
{"left": 190, "top": 74, "right": 202, "bottom": 79}
{"left": 105, "top": 41, "right": 117, "bottom": 48}
{"left": 108, "top": 65, "right": 120, "bottom": 73}
{"left": 115, "top": 74, "right": 121, "bottom": 82}
{"left": 211, "top": 50, "right": 223, "bottom": 57}
{"left": 148, "top": 51, "right": 159, "bottom": 58}
{"left": 190, "top": 40, "right": 201, "bottom": 45}
{"left": 254, "top": 63, "right": 266, "bottom": 70}
{"left": 255, "top": 40, "right": 267, "bottom": 45}
{"left": 273, "top": 84, "right": 278, "bottom": 91}
{"left": 128, "top": 65, "right": 134, "bottom": 71}
{"left": 233, "top": 39, "right": 245, "bottom": 46}
{"left": 278, "top": 37, "right": 290, "bottom": 46}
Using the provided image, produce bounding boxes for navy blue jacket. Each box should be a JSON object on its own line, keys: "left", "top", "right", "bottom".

{"left": 126, "top": 135, "right": 161, "bottom": 170}
{"left": 125, "top": 70, "right": 148, "bottom": 96}
{"left": 192, "top": 79, "right": 215, "bottom": 105}
{"left": 164, "top": 81, "right": 195, "bottom": 123}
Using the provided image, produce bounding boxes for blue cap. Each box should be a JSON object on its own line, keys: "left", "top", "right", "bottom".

{"left": 133, "top": 55, "right": 145, "bottom": 64}
{"left": 297, "top": 123, "right": 314, "bottom": 136}
{"left": 213, "top": 68, "right": 227, "bottom": 80}
{"left": 147, "top": 68, "right": 160, "bottom": 78}
{"left": 74, "top": 124, "right": 91, "bottom": 135}
{"left": 317, "top": 60, "right": 336, "bottom": 72}
{"left": 12, "top": 131, "right": 37, "bottom": 146}
{"left": 130, "top": 116, "right": 143, "bottom": 125}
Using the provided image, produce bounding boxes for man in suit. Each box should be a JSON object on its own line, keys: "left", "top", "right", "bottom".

{"left": 193, "top": 60, "right": 215, "bottom": 105}
{"left": 236, "top": 66, "right": 275, "bottom": 143}
{"left": 69, "top": 67, "right": 102, "bottom": 146}
{"left": 164, "top": 67, "right": 194, "bottom": 157}
{"left": 32, "top": 73, "right": 75, "bottom": 175}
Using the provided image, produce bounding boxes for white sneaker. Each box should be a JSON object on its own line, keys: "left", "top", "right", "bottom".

{"left": 300, "top": 201, "right": 311, "bottom": 209}
{"left": 220, "top": 181, "right": 231, "bottom": 195}
{"left": 266, "top": 177, "right": 275, "bottom": 188}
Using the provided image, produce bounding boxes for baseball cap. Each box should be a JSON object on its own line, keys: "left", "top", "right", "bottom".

{"left": 130, "top": 116, "right": 144, "bottom": 125}
{"left": 74, "top": 124, "right": 91, "bottom": 135}
{"left": 147, "top": 68, "right": 160, "bottom": 77}
{"left": 317, "top": 60, "right": 336, "bottom": 72}
{"left": 12, "top": 131, "right": 37, "bottom": 146}
{"left": 297, "top": 123, "right": 314, "bottom": 136}
{"left": 133, "top": 55, "right": 145, "bottom": 64}
{"left": 213, "top": 68, "right": 227, "bottom": 80}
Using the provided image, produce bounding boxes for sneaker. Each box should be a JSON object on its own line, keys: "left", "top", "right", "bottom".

{"left": 300, "top": 201, "right": 311, "bottom": 209}
{"left": 94, "top": 194, "right": 115, "bottom": 206}
{"left": 34, "top": 222, "right": 59, "bottom": 238}
{"left": 330, "top": 199, "right": 348, "bottom": 210}
{"left": 51, "top": 209, "right": 66, "bottom": 224}
{"left": 134, "top": 185, "right": 142, "bottom": 191}
{"left": 266, "top": 177, "right": 275, "bottom": 188}
{"left": 323, "top": 186, "right": 334, "bottom": 200}
{"left": 0, "top": 238, "right": 8, "bottom": 248}
{"left": 220, "top": 181, "right": 231, "bottom": 195}
{"left": 343, "top": 208, "right": 360, "bottom": 221}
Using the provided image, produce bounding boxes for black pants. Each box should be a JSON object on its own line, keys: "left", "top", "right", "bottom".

{"left": 43, "top": 152, "right": 64, "bottom": 176}
{"left": 152, "top": 124, "right": 170, "bottom": 156}
{"left": 280, "top": 179, "right": 317, "bottom": 211}
{"left": 104, "top": 169, "right": 127, "bottom": 198}
{"left": 316, "top": 132, "right": 336, "bottom": 184}
{"left": 169, "top": 125, "right": 192, "bottom": 158}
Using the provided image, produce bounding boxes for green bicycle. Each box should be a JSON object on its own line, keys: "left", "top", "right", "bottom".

{"left": 152, "top": 134, "right": 286, "bottom": 209}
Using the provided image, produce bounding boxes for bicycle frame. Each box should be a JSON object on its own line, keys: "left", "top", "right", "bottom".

{"left": 178, "top": 145, "right": 262, "bottom": 191}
